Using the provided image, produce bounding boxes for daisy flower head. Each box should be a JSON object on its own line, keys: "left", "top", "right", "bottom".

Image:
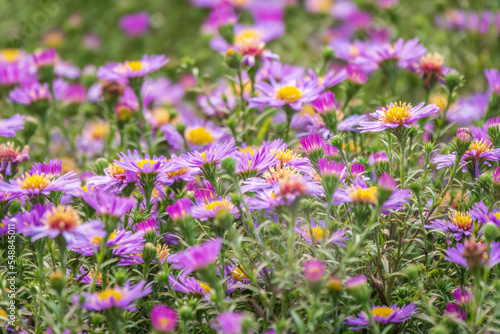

{"left": 9, "top": 82, "right": 52, "bottom": 106}
{"left": 235, "top": 145, "right": 278, "bottom": 179}
{"left": 151, "top": 304, "right": 178, "bottom": 333}
{"left": 119, "top": 12, "right": 150, "bottom": 37}
{"left": 414, "top": 52, "right": 447, "bottom": 87}
{"left": 0, "top": 142, "right": 30, "bottom": 177}
{"left": 469, "top": 201, "right": 500, "bottom": 227}
{"left": 369, "top": 37, "right": 427, "bottom": 69}
{"left": 485, "top": 68, "right": 500, "bottom": 95}
{"left": 69, "top": 228, "right": 144, "bottom": 256}
{"left": 164, "top": 120, "right": 227, "bottom": 150}
{"left": 167, "top": 273, "right": 211, "bottom": 296}
{"left": 359, "top": 101, "right": 439, "bottom": 133}
{"left": 179, "top": 138, "right": 237, "bottom": 169}
{"left": 345, "top": 303, "right": 418, "bottom": 330}
{"left": 192, "top": 190, "right": 239, "bottom": 221}
{"left": 167, "top": 238, "right": 222, "bottom": 274}
{"left": 31, "top": 48, "right": 57, "bottom": 68}
{"left": 29, "top": 205, "right": 103, "bottom": 243}
{"left": 76, "top": 281, "right": 152, "bottom": 311}
{"left": 166, "top": 197, "right": 193, "bottom": 222}
{"left": 97, "top": 54, "right": 168, "bottom": 81}
{"left": 295, "top": 219, "right": 348, "bottom": 246}
{"left": 425, "top": 210, "right": 475, "bottom": 243}
{"left": 119, "top": 242, "right": 170, "bottom": 266}
{"left": 214, "top": 312, "right": 244, "bottom": 334}
{"left": 250, "top": 77, "right": 324, "bottom": 111}
{"left": 115, "top": 150, "right": 172, "bottom": 185}
{"left": 445, "top": 239, "right": 500, "bottom": 269}
{"left": 85, "top": 161, "right": 129, "bottom": 193}
{"left": 82, "top": 189, "right": 136, "bottom": 218}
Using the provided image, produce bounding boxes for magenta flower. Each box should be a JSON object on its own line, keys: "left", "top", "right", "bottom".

{"left": 485, "top": 68, "right": 500, "bottom": 95}
{"left": 151, "top": 305, "right": 178, "bottom": 333}
{"left": 0, "top": 142, "right": 29, "bottom": 176}
{"left": 303, "top": 259, "right": 325, "bottom": 282}
{"left": 317, "top": 158, "right": 345, "bottom": 179}
{"left": 9, "top": 82, "right": 52, "bottom": 105}
{"left": 235, "top": 146, "right": 278, "bottom": 178}
{"left": 359, "top": 102, "right": 439, "bottom": 132}
{"left": 97, "top": 54, "right": 168, "bottom": 81}
{"left": 0, "top": 114, "right": 24, "bottom": 137}
{"left": 214, "top": 312, "right": 244, "bottom": 334}
{"left": 167, "top": 238, "right": 222, "bottom": 274}
{"left": 312, "top": 91, "right": 336, "bottom": 114}
{"left": 166, "top": 198, "right": 193, "bottom": 221}
{"left": 120, "top": 12, "right": 150, "bottom": 36}
{"left": 250, "top": 77, "right": 324, "bottom": 111}
{"left": 345, "top": 303, "right": 418, "bottom": 330}
{"left": 76, "top": 281, "right": 152, "bottom": 311}
{"left": 31, "top": 48, "right": 57, "bottom": 68}
{"left": 346, "top": 275, "right": 367, "bottom": 289}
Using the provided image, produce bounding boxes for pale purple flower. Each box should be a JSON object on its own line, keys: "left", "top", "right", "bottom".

{"left": 0, "top": 114, "right": 24, "bottom": 137}
{"left": 76, "top": 281, "right": 152, "bottom": 311}
{"left": 167, "top": 238, "right": 222, "bottom": 274}
{"left": 120, "top": 12, "right": 150, "bottom": 36}
{"left": 345, "top": 303, "right": 418, "bottom": 330}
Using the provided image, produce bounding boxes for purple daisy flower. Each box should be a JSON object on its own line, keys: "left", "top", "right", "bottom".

{"left": 249, "top": 77, "right": 324, "bottom": 111}
{"left": 151, "top": 305, "right": 178, "bottom": 333}
{"left": 295, "top": 219, "right": 349, "bottom": 246}
{"left": 163, "top": 120, "right": 228, "bottom": 150}
{"left": 9, "top": 82, "right": 52, "bottom": 105}
{"left": 447, "top": 93, "right": 489, "bottom": 126}
{"left": 5, "top": 203, "right": 50, "bottom": 236}
{"left": 0, "top": 114, "right": 24, "bottom": 137}
{"left": 303, "top": 258, "right": 325, "bottom": 282}
{"left": 166, "top": 198, "right": 193, "bottom": 222}
{"left": 97, "top": 54, "right": 168, "bottom": 81}
{"left": 119, "top": 242, "right": 170, "bottom": 266}
{"left": 0, "top": 142, "right": 29, "bottom": 176}
{"left": 31, "top": 48, "right": 56, "bottom": 68}
{"left": 368, "top": 37, "right": 427, "bottom": 69}
{"left": 312, "top": 91, "right": 336, "bottom": 114}
{"left": 338, "top": 114, "right": 369, "bottom": 132}
{"left": 115, "top": 150, "right": 173, "bottom": 185}
{"left": 179, "top": 138, "right": 237, "bottom": 169}
{"left": 191, "top": 192, "right": 239, "bottom": 221}
{"left": 344, "top": 303, "right": 418, "bottom": 330}
{"left": 445, "top": 303, "right": 467, "bottom": 321}
{"left": 359, "top": 102, "right": 439, "bottom": 132}
{"left": 76, "top": 281, "right": 152, "bottom": 311}
{"left": 214, "top": 312, "right": 244, "bottom": 334}
{"left": 167, "top": 238, "right": 222, "bottom": 274}
{"left": 119, "top": 12, "right": 150, "bottom": 37}
{"left": 485, "top": 68, "right": 500, "bottom": 95}
{"left": 69, "top": 229, "right": 144, "bottom": 256}
{"left": 29, "top": 205, "right": 103, "bottom": 244}
{"left": 82, "top": 190, "right": 136, "bottom": 218}
{"left": 167, "top": 273, "right": 211, "bottom": 296}
{"left": 444, "top": 240, "right": 500, "bottom": 268}
{"left": 235, "top": 145, "right": 278, "bottom": 179}
{"left": 469, "top": 201, "right": 500, "bottom": 227}
{"left": 425, "top": 211, "right": 475, "bottom": 243}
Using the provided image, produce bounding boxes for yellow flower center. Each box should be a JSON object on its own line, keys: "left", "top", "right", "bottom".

{"left": 185, "top": 127, "right": 214, "bottom": 146}
{"left": 429, "top": 94, "right": 447, "bottom": 111}
{"left": 449, "top": 212, "right": 473, "bottom": 231}
{"left": 348, "top": 186, "right": 378, "bottom": 204}
{"left": 199, "top": 282, "right": 211, "bottom": 293}
{"left": 232, "top": 266, "right": 248, "bottom": 281}
{"left": 419, "top": 52, "right": 444, "bottom": 71}
{"left": 493, "top": 212, "right": 500, "bottom": 221}
{"left": 157, "top": 243, "right": 170, "bottom": 261}
{"left": 263, "top": 164, "right": 299, "bottom": 184}
{"left": 167, "top": 167, "right": 189, "bottom": 178}
{"left": 467, "top": 139, "right": 493, "bottom": 156}
{"left": 0, "top": 49, "right": 21, "bottom": 62}
{"left": 300, "top": 105, "right": 316, "bottom": 116}
{"left": 124, "top": 61, "right": 143, "bottom": 72}
{"left": 240, "top": 146, "right": 256, "bottom": 156}
{"left": 90, "top": 123, "right": 109, "bottom": 140}
{"left": 371, "top": 306, "right": 394, "bottom": 318}
{"left": 349, "top": 45, "right": 359, "bottom": 58}
{"left": 98, "top": 289, "right": 124, "bottom": 302}
{"left": 137, "top": 159, "right": 158, "bottom": 170}
{"left": 305, "top": 226, "right": 330, "bottom": 242}
{"left": 275, "top": 86, "right": 302, "bottom": 103}
{"left": 107, "top": 162, "right": 126, "bottom": 178}
{"left": 234, "top": 29, "right": 261, "bottom": 45}
{"left": 152, "top": 107, "right": 170, "bottom": 126}
{"left": 43, "top": 205, "right": 82, "bottom": 230}
{"left": 91, "top": 235, "right": 103, "bottom": 245}
{"left": 379, "top": 102, "right": 412, "bottom": 124}
{"left": 0, "top": 309, "right": 6, "bottom": 318}
{"left": 271, "top": 149, "right": 301, "bottom": 164}
{"left": 18, "top": 173, "right": 52, "bottom": 191}
{"left": 203, "top": 199, "right": 232, "bottom": 211}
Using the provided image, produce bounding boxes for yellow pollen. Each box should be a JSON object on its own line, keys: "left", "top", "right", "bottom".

{"left": 199, "top": 282, "right": 211, "bottom": 293}
{"left": 18, "top": 173, "right": 51, "bottom": 191}
{"left": 349, "top": 45, "right": 359, "bottom": 57}
{"left": 271, "top": 149, "right": 300, "bottom": 164}
{"left": 98, "top": 289, "right": 124, "bottom": 302}
{"left": 234, "top": 29, "right": 261, "bottom": 45}
{"left": 429, "top": 94, "right": 447, "bottom": 111}
{"left": 43, "top": 205, "right": 82, "bottom": 230}
{"left": 137, "top": 159, "right": 158, "bottom": 170}
{"left": 419, "top": 52, "right": 444, "bottom": 70}
{"left": 157, "top": 243, "right": 170, "bottom": 261}
{"left": 107, "top": 162, "right": 126, "bottom": 178}
{"left": 91, "top": 235, "right": 103, "bottom": 245}
{"left": 90, "top": 123, "right": 109, "bottom": 140}
{"left": 300, "top": 105, "right": 316, "bottom": 116}
{"left": 349, "top": 186, "right": 378, "bottom": 204}
{"left": 493, "top": 212, "right": 500, "bottom": 221}
{"left": 0, "top": 49, "right": 21, "bottom": 62}
{"left": 232, "top": 266, "right": 249, "bottom": 281}
{"left": 240, "top": 146, "right": 257, "bottom": 156}
{"left": 449, "top": 212, "right": 473, "bottom": 231}
{"left": 379, "top": 102, "right": 412, "bottom": 124}
{"left": 124, "top": 61, "right": 143, "bottom": 72}
{"left": 185, "top": 127, "right": 214, "bottom": 146}
{"left": 167, "top": 167, "right": 189, "bottom": 178}
{"left": 467, "top": 139, "right": 492, "bottom": 156}
{"left": 203, "top": 199, "right": 232, "bottom": 211}
{"left": 276, "top": 86, "right": 302, "bottom": 103}
{"left": 152, "top": 107, "right": 170, "bottom": 126}
{"left": 305, "top": 226, "right": 330, "bottom": 242}
{"left": 263, "top": 164, "right": 299, "bottom": 184}
{"left": 371, "top": 306, "right": 394, "bottom": 318}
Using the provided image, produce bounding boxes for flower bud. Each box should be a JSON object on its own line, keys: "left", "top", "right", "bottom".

{"left": 327, "top": 277, "right": 343, "bottom": 293}
{"left": 322, "top": 46, "right": 335, "bottom": 61}
{"left": 49, "top": 271, "right": 65, "bottom": 293}
{"left": 304, "top": 259, "right": 325, "bottom": 283}
{"left": 176, "top": 123, "right": 186, "bottom": 135}
{"left": 94, "top": 158, "right": 109, "bottom": 176}
{"left": 143, "top": 242, "right": 158, "bottom": 265}
{"left": 221, "top": 157, "right": 236, "bottom": 175}
{"left": 346, "top": 275, "right": 370, "bottom": 303}
{"left": 484, "top": 223, "right": 499, "bottom": 243}
{"left": 444, "top": 71, "right": 462, "bottom": 92}
{"left": 329, "top": 133, "right": 346, "bottom": 150}
{"left": 377, "top": 173, "right": 396, "bottom": 205}
{"left": 115, "top": 268, "right": 128, "bottom": 286}
{"left": 405, "top": 265, "right": 420, "bottom": 280}
{"left": 156, "top": 271, "right": 169, "bottom": 285}
{"left": 178, "top": 305, "right": 192, "bottom": 321}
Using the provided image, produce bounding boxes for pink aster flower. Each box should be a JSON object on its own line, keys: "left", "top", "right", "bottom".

{"left": 214, "top": 312, "right": 244, "bottom": 334}
{"left": 167, "top": 273, "right": 211, "bottom": 296}
{"left": 250, "top": 77, "right": 324, "bottom": 111}
{"left": 167, "top": 238, "right": 222, "bottom": 274}
{"left": 469, "top": 201, "right": 500, "bottom": 227}
{"left": 359, "top": 102, "right": 439, "bottom": 132}
{"left": 192, "top": 187, "right": 239, "bottom": 220}
{"left": 97, "top": 54, "right": 168, "bottom": 81}
{"left": 368, "top": 37, "right": 427, "bottom": 70}
{"left": 345, "top": 303, "right": 418, "bottom": 330}
{"left": 166, "top": 198, "right": 193, "bottom": 222}
{"left": 82, "top": 190, "right": 136, "bottom": 218}
{"left": 9, "top": 82, "right": 52, "bottom": 105}
{"left": 119, "top": 12, "right": 150, "bottom": 36}
{"left": 0, "top": 142, "right": 29, "bottom": 176}
{"left": 312, "top": 91, "right": 336, "bottom": 114}
{"left": 76, "top": 281, "right": 152, "bottom": 311}
{"left": 485, "top": 68, "right": 500, "bottom": 95}
{"left": 0, "top": 114, "right": 24, "bottom": 137}
{"left": 31, "top": 48, "right": 57, "bottom": 68}
{"left": 303, "top": 258, "right": 325, "bottom": 282}
{"left": 151, "top": 305, "right": 178, "bottom": 333}
{"left": 235, "top": 145, "right": 278, "bottom": 179}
